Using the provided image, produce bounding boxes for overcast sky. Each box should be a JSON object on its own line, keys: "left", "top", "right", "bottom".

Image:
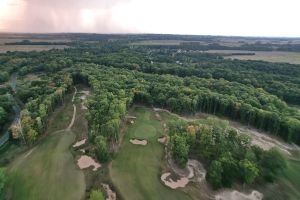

{"left": 0, "top": 0, "right": 300, "bottom": 37}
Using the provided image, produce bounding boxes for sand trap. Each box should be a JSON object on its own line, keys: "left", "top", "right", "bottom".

{"left": 73, "top": 138, "right": 87, "bottom": 148}
{"left": 161, "top": 172, "right": 189, "bottom": 189}
{"left": 158, "top": 136, "right": 167, "bottom": 144}
{"left": 168, "top": 159, "right": 206, "bottom": 183}
{"left": 77, "top": 155, "right": 101, "bottom": 171}
{"left": 130, "top": 139, "right": 147, "bottom": 146}
{"left": 80, "top": 149, "right": 86, "bottom": 153}
{"left": 102, "top": 183, "right": 117, "bottom": 200}
{"left": 79, "top": 90, "right": 90, "bottom": 110}
{"left": 236, "top": 126, "right": 294, "bottom": 155}
{"left": 215, "top": 190, "right": 263, "bottom": 200}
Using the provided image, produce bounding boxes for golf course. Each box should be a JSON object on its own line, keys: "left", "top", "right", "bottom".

{"left": 6, "top": 89, "right": 86, "bottom": 200}
{"left": 110, "top": 107, "right": 192, "bottom": 200}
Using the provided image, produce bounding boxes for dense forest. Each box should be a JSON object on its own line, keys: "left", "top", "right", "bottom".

{"left": 0, "top": 35, "right": 300, "bottom": 194}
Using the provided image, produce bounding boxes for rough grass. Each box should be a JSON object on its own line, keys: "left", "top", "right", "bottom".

{"left": 110, "top": 107, "right": 192, "bottom": 200}
{"left": 6, "top": 92, "right": 86, "bottom": 200}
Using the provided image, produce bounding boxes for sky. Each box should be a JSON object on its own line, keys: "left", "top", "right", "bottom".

{"left": 0, "top": 0, "right": 300, "bottom": 37}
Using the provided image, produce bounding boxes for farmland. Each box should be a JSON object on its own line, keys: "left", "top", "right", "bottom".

{"left": 207, "top": 50, "right": 300, "bottom": 64}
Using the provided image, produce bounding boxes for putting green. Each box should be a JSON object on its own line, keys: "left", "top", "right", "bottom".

{"left": 110, "top": 107, "right": 192, "bottom": 200}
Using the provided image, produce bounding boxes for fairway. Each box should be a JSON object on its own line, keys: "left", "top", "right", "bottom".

{"left": 110, "top": 107, "right": 192, "bottom": 200}
{"left": 6, "top": 92, "right": 86, "bottom": 200}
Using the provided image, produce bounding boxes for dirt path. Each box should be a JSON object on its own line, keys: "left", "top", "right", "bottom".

{"left": 66, "top": 87, "right": 77, "bottom": 131}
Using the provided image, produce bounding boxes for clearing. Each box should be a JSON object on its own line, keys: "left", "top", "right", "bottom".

{"left": 206, "top": 50, "right": 300, "bottom": 64}
{"left": 110, "top": 107, "right": 192, "bottom": 200}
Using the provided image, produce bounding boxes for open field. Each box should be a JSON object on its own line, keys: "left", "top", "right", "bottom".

{"left": 206, "top": 50, "right": 300, "bottom": 64}
{"left": 6, "top": 91, "right": 86, "bottom": 200}
{"left": 110, "top": 107, "right": 192, "bottom": 200}
{"left": 0, "top": 45, "right": 69, "bottom": 53}
{"left": 0, "top": 34, "right": 71, "bottom": 52}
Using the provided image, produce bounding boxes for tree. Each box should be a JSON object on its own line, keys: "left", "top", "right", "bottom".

{"left": 95, "top": 136, "right": 109, "bottom": 162}
{"left": 207, "top": 160, "right": 223, "bottom": 189}
{"left": 26, "top": 129, "right": 38, "bottom": 145}
{"left": 239, "top": 159, "right": 259, "bottom": 184}
{"left": 0, "top": 107, "right": 7, "bottom": 127}
{"left": 89, "top": 190, "right": 105, "bottom": 200}
{"left": 261, "top": 148, "right": 287, "bottom": 182}
{"left": 170, "top": 134, "right": 190, "bottom": 167}
{"left": 0, "top": 168, "right": 6, "bottom": 200}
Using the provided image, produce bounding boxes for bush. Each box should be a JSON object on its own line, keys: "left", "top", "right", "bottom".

{"left": 95, "top": 136, "right": 109, "bottom": 162}
{"left": 89, "top": 190, "right": 105, "bottom": 200}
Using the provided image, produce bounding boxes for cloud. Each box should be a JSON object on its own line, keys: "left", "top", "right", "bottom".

{"left": 1, "top": 0, "right": 300, "bottom": 36}
{"left": 2, "top": 0, "right": 135, "bottom": 33}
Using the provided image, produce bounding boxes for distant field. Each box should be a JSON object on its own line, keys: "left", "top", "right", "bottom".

{"left": 0, "top": 34, "right": 71, "bottom": 52}
{"left": 207, "top": 50, "right": 300, "bottom": 64}
{"left": 0, "top": 45, "right": 68, "bottom": 53}
{"left": 132, "top": 40, "right": 182, "bottom": 45}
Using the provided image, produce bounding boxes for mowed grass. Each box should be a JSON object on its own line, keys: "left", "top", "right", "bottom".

{"left": 7, "top": 131, "right": 85, "bottom": 200}
{"left": 6, "top": 92, "right": 85, "bottom": 200}
{"left": 110, "top": 107, "right": 192, "bottom": 200}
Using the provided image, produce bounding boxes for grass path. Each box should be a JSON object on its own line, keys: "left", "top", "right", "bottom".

{"left": 110, "top": 107, "right": 192, "bottom": 200}
{"left": 6, "top": 89, "right": 85, "bottom": 200}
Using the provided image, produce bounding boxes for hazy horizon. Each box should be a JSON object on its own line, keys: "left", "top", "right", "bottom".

{"left": 1, "top": 0, "right": 300, "bottom": 37}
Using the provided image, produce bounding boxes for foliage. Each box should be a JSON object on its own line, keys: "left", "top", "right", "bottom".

{"left": 95, "top": 136, "right": 109, "bottom": 162}
{"left": 89, "top": 190, "right": 105, "bottom": 200}
{"left": 0, "top": 168, "right": 6, "bottom": 200}
{"left": 170, "top": 134, "right": 190, "bottom": 167}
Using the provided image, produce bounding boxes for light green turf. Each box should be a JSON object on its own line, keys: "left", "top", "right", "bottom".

{"left": 6, "top": 94, "right": 85, "bottom": 200}
{"left": 110, "top": 107, "right": 192, "bottom": 200}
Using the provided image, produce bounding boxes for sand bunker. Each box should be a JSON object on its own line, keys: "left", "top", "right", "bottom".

{"left": 161, "top": 159, "right": 206, "bottom": 189}
{"left": 102, "top": 183, "right": 117, "bottom": 200}
{"left": 79, "top": 90, "right": 90, "bottom": 110}
{"left": 130, "top": 139, "right": 147, "bottom": 146}
{"left": 158, "top": 136, "right": 167, "bottom": 144}
{"left": 168, "top": 159, "right": 206, "bottom": 183}
{"left": 80, "top": 149, "right": 86, "bottom": 153}
{"left": 161, "top": 172, "right": 189, "bottom": 189}
{"left": 236, "top": 126, "right": 294, "bottom": 155}
{"left": 215, "top": 190, "right": 263, "bottom": 200}
{"left": 73, "top": 138, "right": 87, "bottom": 148}
{"left": 77, "top": 155, "right": 101, "bottom": 171}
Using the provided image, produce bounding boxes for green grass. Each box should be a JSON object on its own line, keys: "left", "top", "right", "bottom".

{"left": 262, "top": 158, "right": 300, "bottom": 200}
{"left": 110, "top": 107, "right": 192, "bottom": 200}
{"left": 6, "top": 92, "right": 86, "bottom": 200}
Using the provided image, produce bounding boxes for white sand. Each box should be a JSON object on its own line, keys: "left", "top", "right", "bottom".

{"left": 102, "top": 183, "right": 117, "bottom": 200}
{"left": 77, "top": 155, "right": 101, "bottom": 171}
{"left": 161, "top": 172, "right": 189, "bottom": 189}
{"left": 168, "top": 159, "right": 206, "bottom": 183}
{"left": 236, "top": 126, "right": 294, "bottom": 155}
{"left": 130, "top": 139, "right": 147, "bottom": 146}
{"left": 157, "top": 136, "right": 167, "bottom": 144}
{"left": 73, "top": 138, "right": 87, "bottom": 148}
{"left": 215, "top": 190, "right": 263, "bottom": 200}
